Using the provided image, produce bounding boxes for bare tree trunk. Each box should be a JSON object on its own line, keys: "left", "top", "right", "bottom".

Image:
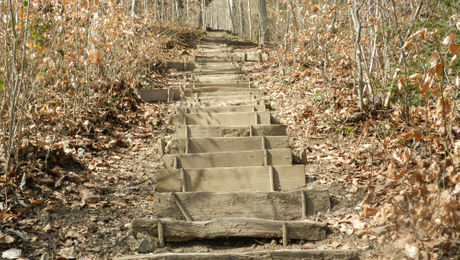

{"left": 130, "top": 0, "right": 136, "bottom": 17}
{"left": 171, "top": 0, "right": 175, "bottom": 22}
{"left": 161, "top": 0, "right": 165, "bottom": 21}
{"left": 289, "top": 1, "right": 298, "bottom": 28}
{"left": 227, "top": 0, "right": 236, "bottom": 32}
{"left": 186, "top": 0, "right": 189, "bottom": 22}
{"left": 201, "top": 0, "right": 206, "bottom": 30}
{"left": 239, "top": 0, "right": 244, "bottom": 37}
{"left": 283, "top": 7, "right": 290, "bottom": 69}
{"left": 294, "top": 0, "right": 304, "bottom": 29}
{"left": 350, "top": 2, "right": 365, "bottom": 111}
{"left": 258, "top": 0, "right": 269, "bottom": 45}
{"left": 247, "top": 0, "right": 252, "bottom": 40}
{"left": 175, "top": 0, "right": 179, "bottom": 21}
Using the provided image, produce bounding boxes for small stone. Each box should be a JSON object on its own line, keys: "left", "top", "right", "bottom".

{"left": 126, "top": 235, "right": 138, "bottom": 251}
{"left": 136, "top": 237, "right": 156, "bottom": 253}
{"left": 301, "top": 242, "right": 316, "bottom": 249}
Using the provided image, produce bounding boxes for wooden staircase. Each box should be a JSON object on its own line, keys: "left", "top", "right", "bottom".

{"left": 119, "top": 31, "right": 359, "bottom": 260}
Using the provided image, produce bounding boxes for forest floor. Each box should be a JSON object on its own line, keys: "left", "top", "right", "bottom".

{"left": 1, "top": 29, "right": 458, "bottom": 260}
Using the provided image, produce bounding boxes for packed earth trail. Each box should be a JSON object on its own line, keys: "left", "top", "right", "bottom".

{"left": 117, "top": 31, "right": 360, "bottom": 259}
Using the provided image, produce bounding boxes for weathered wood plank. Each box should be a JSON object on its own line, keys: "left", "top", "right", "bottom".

{"left": 151, "top": 190, "right": 330, "bottom": 220}
{"left": 155, "top": 165, "right": 305, "bottom": 192}
{"left": 177, "top": 105, "right": 266, "bottom": 114}
{"left": 193, "top": 82, "right": 251, "bottom": 88}
{"left": 117, "top": 250, "right": 360, "bottom": 260}
{"left": 195, "top": 55, "right": 243, "bottom": 62}
{"left": 184, "top": 99, "right": 264, "bottom": 107}
{"left": 173, "top": 111, "right": 271, "bottom": 126}
{"left": 132, "top": 218, "right": 327, "bottom": 242}
{"left": 166, "top": 136, "right": 288, "bottom": 154}
{"left": 193, "top": 74, "right": 248, "bottom": 82}
{"left": 166, "top": 62, "right": 195, "bottom": 71}
{"left": 137, "top": 89, "right": 181, "bottom": 102}
{"left": 193, "top": 68, "right": 243, "bottom": 74}
{"left": 162, "top": 149, "right": 292, "bottom": 168}
{"left": 175, "top": 125, "right": 287, "bottom": 138}
{"left": 183, "top": 95, "right": 260, "bottom": 103}
{"left": 183, "top": 87, "right": 263, "bottom": 97}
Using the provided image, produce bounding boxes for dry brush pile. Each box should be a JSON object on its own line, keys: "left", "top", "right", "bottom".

{"left": 0, "top": 0, "right": 200, "bottom": 242}
{"left": 255, "top": 0, "right": 459, "bottom": 258}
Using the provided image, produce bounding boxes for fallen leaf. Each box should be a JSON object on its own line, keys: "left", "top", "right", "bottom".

{"left": 43, "top": 223, "right": 53, "bottom": 233}
{"left": 2, "top": 248, "right": 22, "bottom": 259}
{"left": 405, "top": 244, "right": 419, "bottom": 259}
{"left": 57, "top": 247, "right": 76, "bottom": 259}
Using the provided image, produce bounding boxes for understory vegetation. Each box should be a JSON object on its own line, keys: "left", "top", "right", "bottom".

{"left": 252, "top": 1, "right": 459, "bottom": 258}
{"left": 1, "top": 1, "right": 201, "bottom": 256}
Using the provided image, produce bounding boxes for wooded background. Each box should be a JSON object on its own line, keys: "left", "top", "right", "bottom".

{"left": 0, "top": 1, "right": 458, "bottom": 257}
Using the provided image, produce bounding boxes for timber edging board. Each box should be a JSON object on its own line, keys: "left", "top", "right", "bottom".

{"left": 162, "top": 149, "right": 293, "bottom": 168}
{"left": 151, "top": 190, "right": 331, "bottom": 220}
{"left": 175, "top": 124, "right": 287, "bottom": 138}
{"left": 155, "top": 165, "right": 305, "bottom": 192}
{"left": 173, "top": 111, "right": 271, "bottom": 126}
{"left": 165, "top": 136, "right": 289, "bottom": 154}
{"left": 131, "top": 218, "right": 327, "bottom": 242}
{"left": 116, "top": 249, "right": 360, "bottom": 260}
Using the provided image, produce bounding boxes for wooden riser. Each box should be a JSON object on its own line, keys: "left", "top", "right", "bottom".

{"left": 182, "top": 94, "right": 261, "bottom": 103}
{"left": 131, "top": 218, "right": 327, "bottom": 242}
{"left": 184, "top": 99, "right": 265, "bottom": 107}
{"left": 165, "top": 136, "right": 288, "bottom": 154}
{"left": 192, "top": 82, "right": 251, "bottom": 88}
{"left": 193, "top": 69, "right": 243, "bottom": 74}
{"left": 173, "top": 111, "right": 271, "bottom": 126}
{"left": 175, "top": 124, "right": 287, "bottom": 138}
{"left": 137, "top": 89, "right": 181, "bottom": 102}
{"left": 183, "top": 87, "right": 263, "bottom": 95}
{"left": 117, "top": 250, "right": 360, "bottom": 260}
{"left": 177, "top": 105, "right": 266, "bottom": 114}
{"left": 162, "top": 149, "right": 293, "bottom": 168}
{"left": 193, "top": 75, "right": 249, "bottom": 81}
{"left": 151, "top": 190, "right": 331, "bottom": 220}
{"left": 155, "top": 165, "right": 305, "bottom": 192}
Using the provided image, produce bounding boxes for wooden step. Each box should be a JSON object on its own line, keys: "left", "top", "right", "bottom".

{"left": 193, "top": 82, "right": 251, "bottom": 88}
{"left": 184, "top": 99, "right": 264, "bottom": 107}
{"left": 177, "top": 105, "right": 265, "bottom": 114}
{"left": 195, "top": 62, "right": 238, "bottom": 68}
{"left": 137, "top": 88, "right": 181, "bottom": 102}
{"left": 183, "top": 87, "right": 263, "bottom": 95}
{"left": 193, "top": 68, "right": 243, "bottom": 74}
{"left": 183, "top": 92, "right": 257, "bottom": 99}
{"left": 175, "top": 124, "right": 287, "bottom": 138}
{"left": 195, "top": 56, "right": 243, "bottom": 62}
{"left": 173, "top": 111, "right": 271, "bottom": 126}
{"left": 151, "top": 190, "right": 331, "bottom": 220}
{"left": 162, "top": 149, "right": 293, "bottom": 168}
{"left": 193, "top": 74, "right": 248, "bottom": 80}
{"left": 194, "top": 80, "right": 250, "bottom": 84}
{"left": 183, "top": 94, "right": 260, "bottom": 103}
{"left": 131, "top": 218, "right": 327, "bottom": 242}
{"left": 155, "top": 165, "right": 304, "bottom": 192}
{"left": 117, "top": 250, "right": 360, "bottom": 260}
{"left": 193, "top": 74, "right": 249, "bottom": 82}
{"left": 137, "top": 88, "right": 262, "bottom": 102}
{"left": 165, "top": 136, "right": 288, "bottom": 154}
